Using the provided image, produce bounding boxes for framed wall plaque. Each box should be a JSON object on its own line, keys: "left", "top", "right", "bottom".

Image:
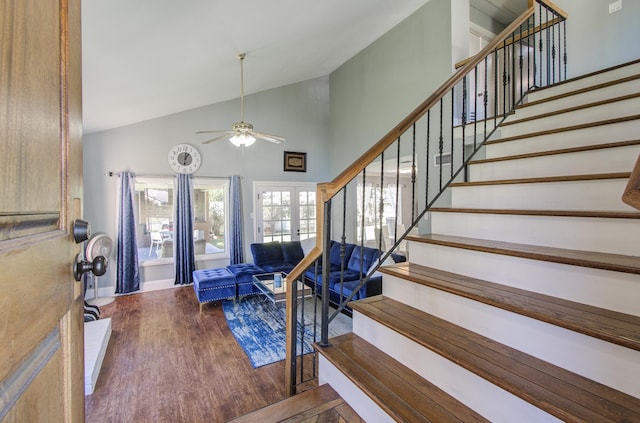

{"left": 284, "top": 151, "right": 307, "bottom": 172}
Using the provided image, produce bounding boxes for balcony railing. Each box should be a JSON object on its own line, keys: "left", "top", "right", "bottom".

{"left": 283, "top": 0, "right": 568, "bottom": 396}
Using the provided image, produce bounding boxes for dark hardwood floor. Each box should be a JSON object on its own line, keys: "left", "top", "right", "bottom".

{"left": 85, "top": 286, "right": 318, "bottom": 422}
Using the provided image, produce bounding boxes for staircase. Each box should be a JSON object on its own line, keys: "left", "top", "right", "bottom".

{"left": 312, "top": 61, "right": 640, "bottom": 421}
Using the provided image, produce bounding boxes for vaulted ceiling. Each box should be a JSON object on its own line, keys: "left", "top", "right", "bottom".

{"left": 81, "top": 0, "right": 527, "bottom": 134}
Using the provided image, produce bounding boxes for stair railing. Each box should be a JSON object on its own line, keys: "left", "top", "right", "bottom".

{"left": 283, "top": 0, "right": 568, "bottom": 396}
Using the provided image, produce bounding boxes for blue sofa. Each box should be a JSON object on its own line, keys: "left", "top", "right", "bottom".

{"left": 251, "top": 239, "right": 403, "bottom": 305}
{"left": 302, "top": 241, "right": 388, "bottom": 304}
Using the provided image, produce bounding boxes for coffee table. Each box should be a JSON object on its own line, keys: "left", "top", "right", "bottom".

{"left": 251, "top": 272, "right": 312, "bottom": 304}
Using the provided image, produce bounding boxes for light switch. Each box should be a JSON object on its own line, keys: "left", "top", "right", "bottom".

{"left": 609, "top": 0, "right": 622, "bottom": 14}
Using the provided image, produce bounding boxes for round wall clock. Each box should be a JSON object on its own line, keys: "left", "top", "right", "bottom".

{"left": 168, "top": 144, "right": 201, "bottom": 174}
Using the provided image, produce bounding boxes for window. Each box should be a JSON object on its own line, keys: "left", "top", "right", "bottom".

{"left": 192, "top": 178, "right": 229, "bottom": 256}
{"left": 135, "top": 176, "right": 229, "bottom": 264}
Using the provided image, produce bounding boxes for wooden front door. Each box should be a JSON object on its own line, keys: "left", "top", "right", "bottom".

{"left": 0, "top": 0, "right": 84, "bottom": 421}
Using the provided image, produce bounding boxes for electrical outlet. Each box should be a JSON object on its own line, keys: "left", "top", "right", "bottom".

{"left": 609, "top": 0, "right": 622, "bottom": 14}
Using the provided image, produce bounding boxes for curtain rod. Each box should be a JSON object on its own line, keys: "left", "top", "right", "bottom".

{"left": 104, "top": 171, "right": 236, "bottom": 179}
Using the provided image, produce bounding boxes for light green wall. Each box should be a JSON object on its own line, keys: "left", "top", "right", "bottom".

{"left": 555, "top": 0, "right": 640, "bottom": 78}
{"left": 328, "top": 0, "right": 469, "bottom": 175}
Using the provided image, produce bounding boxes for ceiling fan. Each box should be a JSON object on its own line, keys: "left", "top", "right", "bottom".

{"left": 196, "top": 53, "right": 285, "bottom": 147}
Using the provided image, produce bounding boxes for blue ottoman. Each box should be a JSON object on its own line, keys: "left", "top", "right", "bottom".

{"left": 227, "top": 263, "right": 264, "bottom": 299}
{"left": 193, "top": 268, "right": 237, "bottom": 312}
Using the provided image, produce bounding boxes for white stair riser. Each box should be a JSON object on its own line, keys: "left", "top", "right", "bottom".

{"left": 352, "top": 314, "right": 560, "bottom": 422}
{"left": 408, "top": 241, "right": 640, "bottom": 316}
{"left": 472, "top": 144, "right": 640, "bottom": 180}
{"left": 485, "top": 120, "right": 640, "bottom": 158}
{"left": 379, "top": 276, "right": 640, "bottom": 398}
{"left": 451, "top": 178, "right": 636, "bottom": 211}
{"left": 318, "top": 356, "right": 395, "bottom": 423}
{"left": 526, "top": 62, "right": 640, "bottom": 103}
{"left": 430, "top": 211, "right": 640, "bottom": 256}
{"left": 84, "top": 318, "right": 111, "bottom": 395}
{"left": 515, "top": 78, "right": 640, "bottom": 121}
{"left": 501, "top": 97, "right": 640, "bottom": 138}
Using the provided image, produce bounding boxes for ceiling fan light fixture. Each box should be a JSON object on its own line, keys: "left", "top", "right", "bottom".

{"left": 229, "top": 133, "right": 256, "bottom": 147}
{"left": 197, "top": 53, "right": 285, "bottom": 147}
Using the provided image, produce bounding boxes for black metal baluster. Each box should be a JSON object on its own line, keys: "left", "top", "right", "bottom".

{"left": 378, "top": 152, "right": 385, "bottom": 253}
{"left": 528, "top": 15, "right": 532, "bottom": 91}
{"left": 295, "top": 272, "right": 303, "bottom": 383}
{"left": 473, "top": 65, "right": 478, "bottom": 149}
{"left": 484, "top": 56, "right": 488, "bottom": 140}
{"left": 557, "top": 12, "right": 561, "bottom": 83}
{"left": 511, "top": 31, "right": 516, "bottom": 112}
{"left": 551, "top": 8, "right": 556, "bottom": 84}
{"left": 462, "top": 76, "right": 467, "bottom": 181}
{"left": 426, "top": 110, "right": 430, "bottom": 207}
{"left": 395, "top": 135, "right": 402, "bottom": 242}
{"left": 320, "top": 200, "right": 332, "bottom": 347}
{"left": 546, "top": 6, "right": 550, "bottom": 86}
{"left": 359, "top": 168, "right": 366, "bottom": 251}
{"left": 494, "top": 48, "right": 498, "bottom": 127}
{"left": 538, "top": 2, "right": 543, "bottom": 87}
{"left": 533, "top": 4, "right": 537, "bottom": 88}
{"left": 502, "top": 40, "right": 507, "bottom": 117}
{"left": 563, "top": 19, "right": 567, "bottom": 81}
{"left": 519, "top": 22, "right": 524, "bottom": 100}
{"left": 450, "top": 88, "right": 454, "bottom": 180}
{"left": 409, "top": 125, "right": 416, "bottom": 225}
{"left": 439, "top": 99, "right": 444, "bottom": 191}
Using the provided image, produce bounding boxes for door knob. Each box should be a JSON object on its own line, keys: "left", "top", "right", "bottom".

{"left": 73, "top": 254, "right": 107, "bottom": 281}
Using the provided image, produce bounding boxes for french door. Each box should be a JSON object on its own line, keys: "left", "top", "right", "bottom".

{"left": 254, "top": 183, "right": 317, "bottom": 243}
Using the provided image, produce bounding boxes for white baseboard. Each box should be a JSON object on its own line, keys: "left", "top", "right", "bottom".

{"left": 85, "top": 279, "right": 183, "bottom": 301}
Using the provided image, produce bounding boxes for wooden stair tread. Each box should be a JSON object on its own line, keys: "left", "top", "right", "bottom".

{"left": 429, "top": 207, "right": 640, "bottom": 219}
{"left": 228, "top": 384, "right": 363, "bottom": 423}
{"left": 314, "top": 333, "right": 489, "bottom": 422}
{"left": 449, "top": 172, "right": 630, "bottom": 187}
{"left": 406, "top": 233, "right": 640, "bottom": 275}
{"left": 484, "top": 116, "right": 640, "bottom": 145}
{"left": 503, "top": 92, "right": 640, "bottom": 127}
{"left": 351, "top": 296, "right": 640, "bottom": 422}
{"left": 380, "top": 261, "right": 640, "bottom": 349}
{"left": 476, "top": 138, "right": 640, "bottom": 163}
{"left": 524, "top": 72, "right": 640, "bottom": 108}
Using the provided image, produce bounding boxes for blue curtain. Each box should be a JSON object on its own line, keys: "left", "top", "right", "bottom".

{"left": 174, "top": 173, "right": 195, "bottom": 285}
{"left": 116, "top": 172, "right": 140, "bottom": 294}
{"left": 230, "top": 175, "right": 244, "bottom": 265}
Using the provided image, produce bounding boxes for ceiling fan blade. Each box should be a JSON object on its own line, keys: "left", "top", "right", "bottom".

{"left": 195, "top": 130, "right": 229, "bottom": 135}
{"left": 201, "top": 133, "right": 232, "bottom": 144}
{"left": 254, "top": 132, "right": 285, "bottom": 144}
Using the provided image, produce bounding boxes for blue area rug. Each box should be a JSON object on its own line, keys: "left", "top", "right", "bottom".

{"left": 222, "top": 296, "right": 316, "bottom": 368}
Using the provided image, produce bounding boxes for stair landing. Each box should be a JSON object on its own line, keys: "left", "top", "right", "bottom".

{"left": 228, "top": 384, "right": 363, "bottom": 423}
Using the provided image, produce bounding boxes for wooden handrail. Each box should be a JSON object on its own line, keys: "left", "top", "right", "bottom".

{"left": 622, "top": 154, "right": 640, "bottom": 211}
{"left": 284, "top": 0, "right": 568, "bottom": 395}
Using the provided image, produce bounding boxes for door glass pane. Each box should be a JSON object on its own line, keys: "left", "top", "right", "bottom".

{"left": 298, "top": 191, "right": 316, "bottom": 240}
{"left": 262, "top": 189, "right": 292, "bottom": 243}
